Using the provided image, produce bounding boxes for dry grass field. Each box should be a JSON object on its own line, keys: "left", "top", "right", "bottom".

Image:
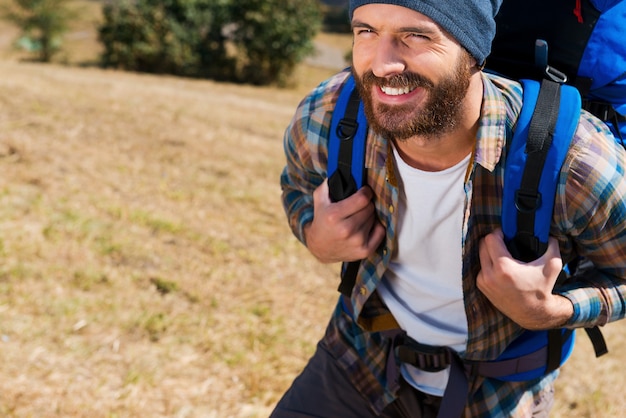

{"left": 0, "top": 2, "right": 624, "bottom": 417}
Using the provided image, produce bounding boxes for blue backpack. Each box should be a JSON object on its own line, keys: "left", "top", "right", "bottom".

{"left": 489, "top": 0, "right": 626, "bottom": 141}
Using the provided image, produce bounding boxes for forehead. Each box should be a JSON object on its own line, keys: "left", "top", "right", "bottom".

{"left": 351, "top": 3, "right": 440, "bottom": 30}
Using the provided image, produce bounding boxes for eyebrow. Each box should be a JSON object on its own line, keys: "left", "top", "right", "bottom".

{"left": 351, "top": 20, "right": 374, "bottom": 30}
{"left": 351, "top": 20, "right": 439, "bottom": 35}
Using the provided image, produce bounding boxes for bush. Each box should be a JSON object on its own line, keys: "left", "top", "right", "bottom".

{"left": 228, "top": 0, "right": 322, "bottom": 85}
{"left": 98, "top": 0, "right": 322, "bottom": 86}
{"left": 1, "top": 0, "right": 78, "bottom": 62}
{"left": 98, "top": 0, "right": 229, "bottom": 78}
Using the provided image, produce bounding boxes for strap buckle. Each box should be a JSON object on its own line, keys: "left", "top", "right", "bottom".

{"left": 514, "top": 189, "right": 542, "bottom": 213}
{"left": 336, "top": 118, "right": 358, "bottom": 141}
{"left": 395, "top": 337, "right": 453, "bottom": 373}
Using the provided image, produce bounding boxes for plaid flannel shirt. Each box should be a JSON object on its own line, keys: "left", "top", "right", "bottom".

{"left": 280, "top": 69, "right": 626, "bottom": 417}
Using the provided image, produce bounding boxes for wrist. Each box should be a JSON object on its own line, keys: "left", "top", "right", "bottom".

{"left": 550, "top": 294, "right": 575, "bottom": 328}
{"left": 525, "top": 294, "right": 574, "bottom": 330}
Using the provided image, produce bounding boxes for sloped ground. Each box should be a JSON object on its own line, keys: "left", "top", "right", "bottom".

{"left": 0, "top": 60, "right": 342, "bottom": 417}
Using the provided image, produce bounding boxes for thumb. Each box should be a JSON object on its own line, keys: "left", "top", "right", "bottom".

{"left": 537, "top": 236, "right": 563, "bottom": 272}
{"left": 313, "top": 179, "right": 331, "bottom": 205}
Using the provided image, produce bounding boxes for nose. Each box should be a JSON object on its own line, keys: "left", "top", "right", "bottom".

{"left": 370, "top": 36, "right": 406, "bottom": 78}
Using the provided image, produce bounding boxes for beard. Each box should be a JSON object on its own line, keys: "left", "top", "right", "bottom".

{"left": 353, "top": 52, "right": 473, "bottom": 141}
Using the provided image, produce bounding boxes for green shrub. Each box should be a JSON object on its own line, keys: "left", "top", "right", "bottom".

{"left": 98, "top": 0, "right": 225, "bottom": 77}
{"left": 1, "top": 0, "right": 78, "bottom": 62}
{"left": 229, "top": 0, "right": 322, "bottom": 86}
{"left": 98, "top": 0, "right": 322, "bottom": 85}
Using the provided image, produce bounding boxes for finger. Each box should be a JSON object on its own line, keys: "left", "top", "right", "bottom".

{"left": 478, "top": 237, "right": 493, "bottom": 284}
{"left": 366, "top": 221, "right": 386, "bottom": 252}
{"left": 536, "top": 236, "right": 563, "bottom": 276}
{"left": 348, "top": 219, "right": 385, "bottom": 260}
{"left": 491, "top": 227, "right": 504, "bottom": 240}
{"left": 314, "top": 179, "right": 331, "bottom": 206}
{"left": 485, "top": 230, "right": 516, "bottom": 265}
{"left": 544, "top": 236, "right": 561, "bottom": 259}
{"left": 478, "top": 233, "right": 495, "bottom": 267}
{"left": 328, "top": 186, "right": 377, "bottom": 232}
{"left": 337, "top": 185, "right": 375, "bottom": 213}
{"left": 346, "top": 197, "right": 376, "bottom": 226}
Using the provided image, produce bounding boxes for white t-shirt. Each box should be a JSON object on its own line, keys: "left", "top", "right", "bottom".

{"left": 377, "top": 146, "right": 470, "bottom": 396}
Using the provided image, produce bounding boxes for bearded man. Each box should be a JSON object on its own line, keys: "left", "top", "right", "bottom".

{"left": 273, "top": 1, "right": 626, "bottom": 417}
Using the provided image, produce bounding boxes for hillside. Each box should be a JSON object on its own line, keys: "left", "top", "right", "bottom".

{"left": 0, "top": 58, "right": 345, "bottom": 417}
{"left": 0, "top": 3, "right": 624, "bottom": 418}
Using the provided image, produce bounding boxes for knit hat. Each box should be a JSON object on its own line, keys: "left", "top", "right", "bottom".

{"left": 349, "top": 0, "right": 503, "bottom": 65}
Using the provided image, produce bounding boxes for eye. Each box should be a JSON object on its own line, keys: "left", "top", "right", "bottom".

{"left": 409, "top": 32, "right": 430, "bottom": 41}
{"left": 354, "top": 28, "right": 375, "bottom": 36}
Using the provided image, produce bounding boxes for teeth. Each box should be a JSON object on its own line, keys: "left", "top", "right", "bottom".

{"left": 381, "top": 86, "right": 415, "bottom": 96}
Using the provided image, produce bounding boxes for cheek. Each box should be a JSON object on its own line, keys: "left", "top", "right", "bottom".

{"left": 350, "top": 45, "right": 366, "bottom": 72}
{"left": 350, "top": 40, "right": 377, "bottom": 71}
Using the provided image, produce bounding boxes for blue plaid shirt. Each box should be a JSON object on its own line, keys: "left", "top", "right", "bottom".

{"left": 280, "top": 69, "right": 626, "bottom": 416}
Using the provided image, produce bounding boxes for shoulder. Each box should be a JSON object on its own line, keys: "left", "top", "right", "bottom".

{"left": 481, "top": 72, "right": 524, "bottom": 134}
{"left": 295, "top": 69, "right": 352, "bottom": 121}
{"left": 286, "top": 70, "right": 352, "bottom": 144}
{"left": 570, "top": 110, "right": 622, "bottom": 167}
{"left": 562, "top": 110, "right": 626, "bottom": 204}
{"left": 483, "top": 72, "right": 523, "bottom": 112}
{"left": 473, "top": 72, "right": 522, "bottom": 170}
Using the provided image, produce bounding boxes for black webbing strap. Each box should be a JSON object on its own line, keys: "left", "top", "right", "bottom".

{"left": 438, "top": 354, "right": 469, "bottom": 418}
{"left": 393, "top": 334, "right": 468, "bottom": 418}
{"left": 585, "top": 326, "right": 609, "bottom": 357}
{"left": 338, "top": 261, "right": 360, "bottom": 296}
{"left": 546, "top": 329, "right": 566, "bottom": 373}
{"left": 545, "top": 328, "right": 609, "bottom": 373}
{"left": 328, "top": 88, "right": 362, "bottom": 203}
{"left": 328, "top": 87, "right": 364, "bottom": 297}
{"left": 509, "top": 78, "right": 561, "bottom": 262}
{"left": 396, "top": 337, "right": 454, "bottom": 373}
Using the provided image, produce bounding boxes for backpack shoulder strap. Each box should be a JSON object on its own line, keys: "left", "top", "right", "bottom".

{"left": 498, "top": 79, "right": 580, "bottom": 377}
{"left": 500, "top": 78, "right": 608, "bottom": 372}
{"left": 502, "top": 78, "right": 581, "bottom": 262}
{"left": 327, "top": 73, "right": 368, "bottom": 297}
{"left": 328, "top": 74, "right": 368, "bottom": 202}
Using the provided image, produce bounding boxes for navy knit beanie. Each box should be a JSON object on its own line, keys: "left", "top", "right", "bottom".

{"left": 349, "top": 0, "right": 503, "bottom": 65}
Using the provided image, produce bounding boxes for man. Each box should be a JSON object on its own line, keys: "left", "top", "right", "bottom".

{"left": 274, "top": 1, "right": 626, "bottom": 416}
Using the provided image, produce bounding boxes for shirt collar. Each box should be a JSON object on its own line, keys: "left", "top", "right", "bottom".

{"left": 473, "top": 72, "right": 523, "bottom": 172}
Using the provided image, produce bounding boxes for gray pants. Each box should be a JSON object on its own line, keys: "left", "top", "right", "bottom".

{"left": 270, "top": 341, "right": 441, "bottom": 418}
{"left": 270, "top": 340, "right": 555, "bottom": 418}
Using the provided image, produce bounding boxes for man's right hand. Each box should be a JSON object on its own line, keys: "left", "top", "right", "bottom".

{"left": 304, "top": 179, "right": 386, "bottom": 263}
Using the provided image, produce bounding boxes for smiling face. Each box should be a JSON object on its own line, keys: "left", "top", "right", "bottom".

{"left": 351, "top": 4, "right": 477, "bottom": 141}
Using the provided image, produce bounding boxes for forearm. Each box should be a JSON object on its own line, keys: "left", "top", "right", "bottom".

{"left": 279, "top": 122, "right": 323, "bottom": 245}
{"left": 522, "top": 294, "right": 574, "bottom": 330}
{"left": 553, "top": 118, "right": 626, "bottom": 328}
{"left": 556, "top": 268, "right": 626, "bottom": 328}
{"left": 281, "top": 170, "right": 316, "bottom": 245}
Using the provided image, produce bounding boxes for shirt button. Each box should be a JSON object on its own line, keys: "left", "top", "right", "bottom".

{"left": 389, "top": 205, "right": 394, "bottom": 213}
{"left": 359, "top": 286, "right": 367, "bottom": 295}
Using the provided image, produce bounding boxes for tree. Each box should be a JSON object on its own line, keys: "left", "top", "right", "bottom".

{"left": 99, "top": 0, "right": 229, "bottom": 78}
{"left": 97, "top": 0, "right": 322, "bottom": 86}
{"left": 1, "top": 0, "right": 78, "bottom": 62}
{"left": 229, "top": 0, "right": 322, "bottom": 85}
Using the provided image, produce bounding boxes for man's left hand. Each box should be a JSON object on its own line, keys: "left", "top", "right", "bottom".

{"left": 476, "top": 229, "right": 574, "bottom": 330}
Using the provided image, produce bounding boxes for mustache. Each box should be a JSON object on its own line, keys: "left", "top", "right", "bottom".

{"left": 359, "top": 70, "right": 434, "bottom": 90}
